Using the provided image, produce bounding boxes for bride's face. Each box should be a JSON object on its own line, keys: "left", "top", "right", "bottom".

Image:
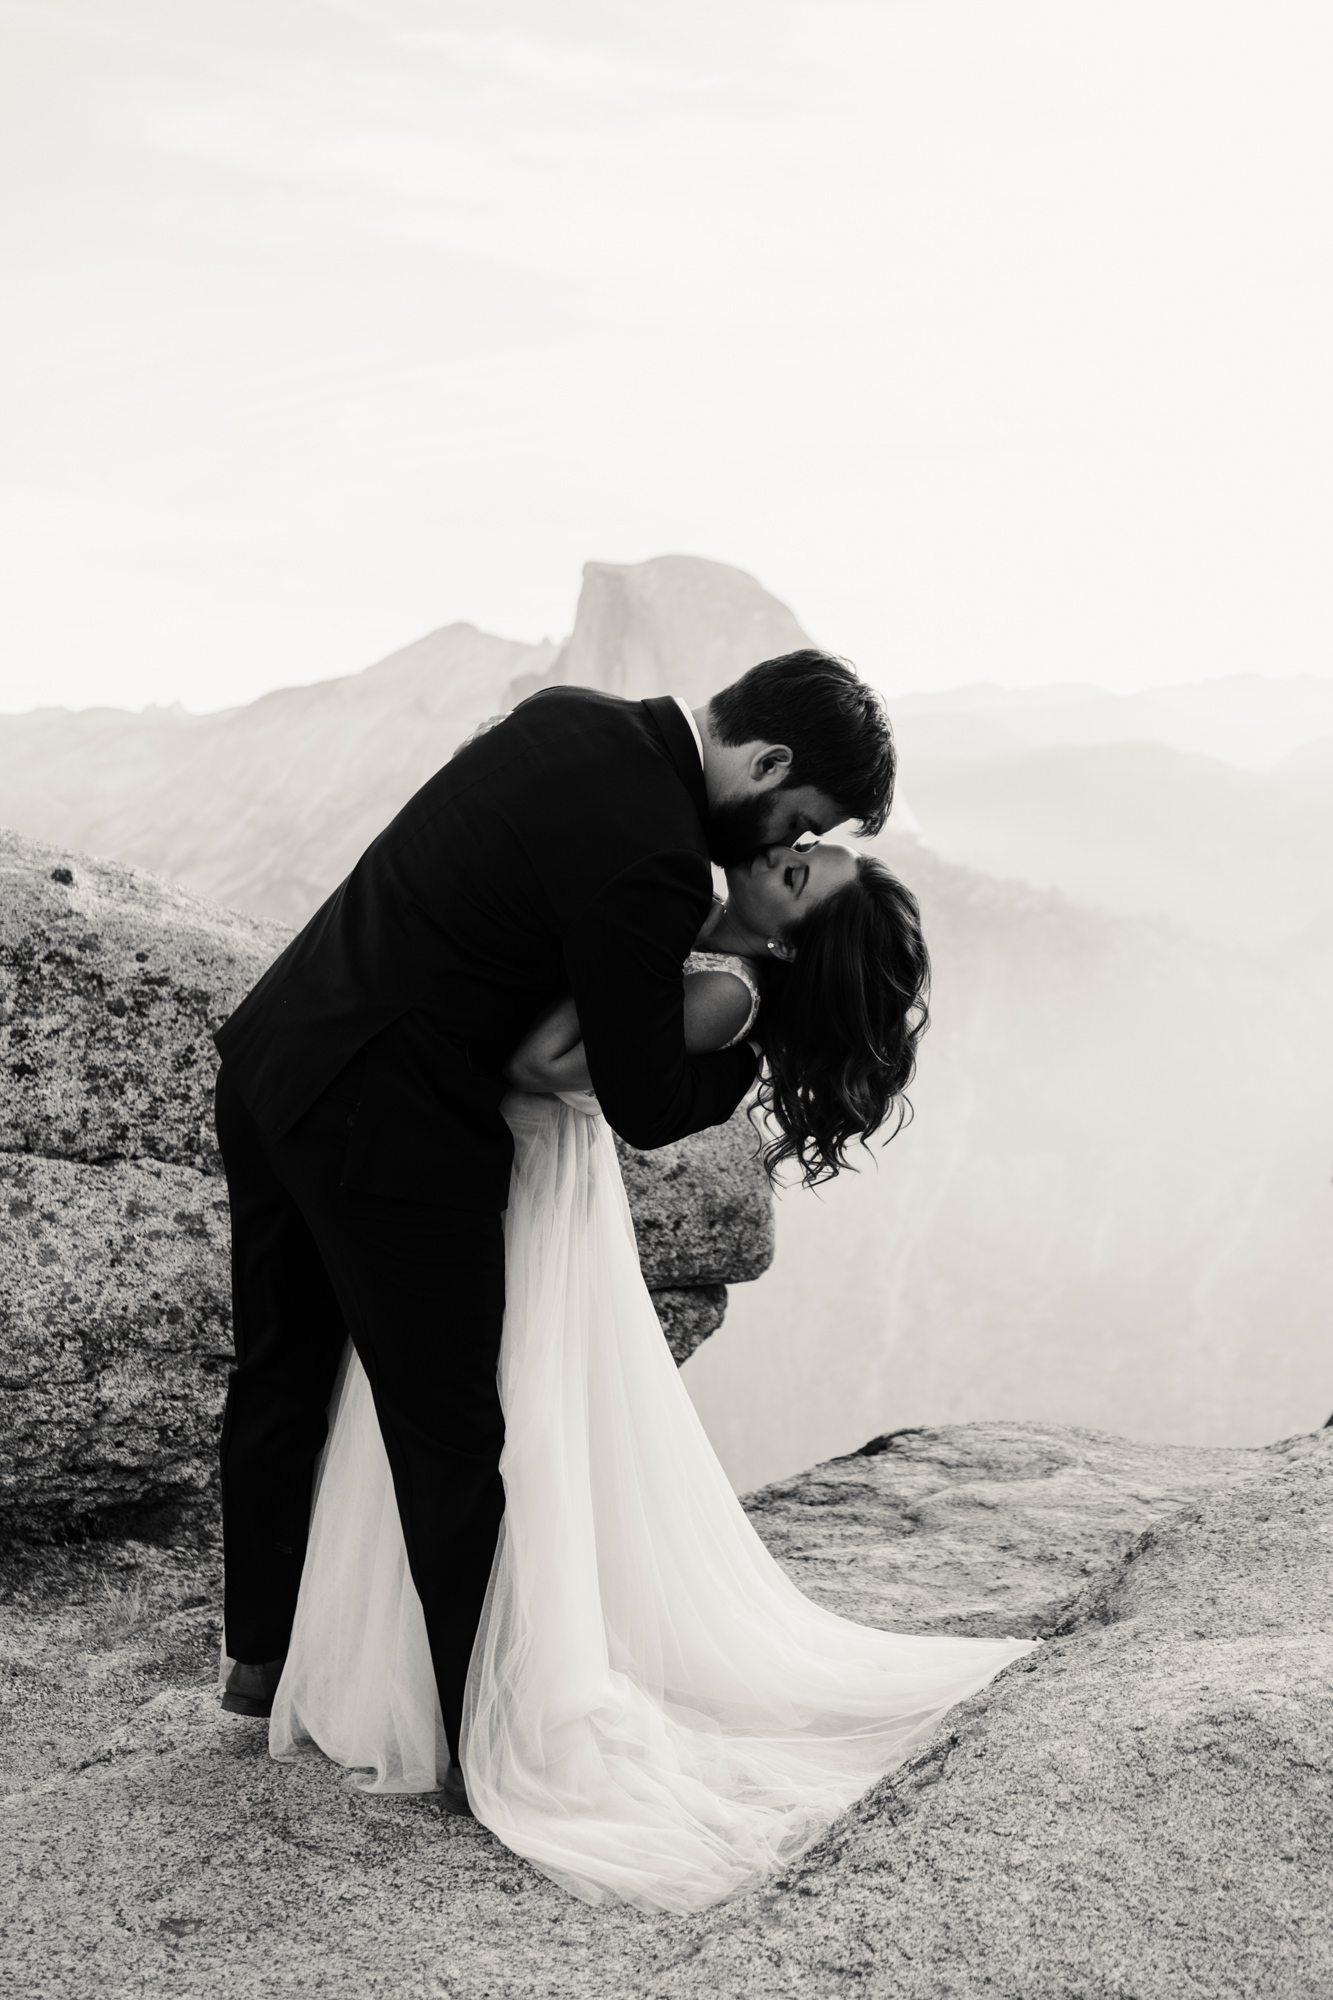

{"left": 724, "top": 840, "right": 858, "bottom": 944}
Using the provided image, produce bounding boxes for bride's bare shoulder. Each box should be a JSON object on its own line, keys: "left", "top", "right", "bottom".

{"left": 683, "top": 953, "right": 759, "bottom": 1053}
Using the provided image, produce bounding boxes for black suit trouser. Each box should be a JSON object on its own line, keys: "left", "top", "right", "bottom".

{"left": 215, "top": 1060, "right": 506, "bottom": 1764}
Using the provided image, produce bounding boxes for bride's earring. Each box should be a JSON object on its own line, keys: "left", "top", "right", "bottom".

{"left": 766, "top": 938, "right": 796, "bottom": 963}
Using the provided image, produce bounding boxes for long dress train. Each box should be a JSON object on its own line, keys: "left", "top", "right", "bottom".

{"left": 267, "top": 1092, "right": 1034, "bottom": 1912}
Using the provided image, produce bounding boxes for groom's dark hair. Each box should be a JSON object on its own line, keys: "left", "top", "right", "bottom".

{"left": 707, "top": 649, "right": 895, "bottom": 835}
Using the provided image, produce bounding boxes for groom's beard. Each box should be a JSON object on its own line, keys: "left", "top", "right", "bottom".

{"left": 706, "top": 792, "right": 783, "bottom": 870}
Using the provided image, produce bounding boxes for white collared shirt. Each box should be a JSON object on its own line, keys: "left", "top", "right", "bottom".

{"left": 672, "top": 696, "right": 761, "bottom": 1063}
{"left": 672, "top": 695, "right": 705, "bottom": 774}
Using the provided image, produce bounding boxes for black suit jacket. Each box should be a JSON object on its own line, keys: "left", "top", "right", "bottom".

{"left": 213, "top": 689, "right": 758, "bottom": 1207}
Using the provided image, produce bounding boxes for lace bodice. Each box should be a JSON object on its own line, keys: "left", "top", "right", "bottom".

{"left": 685, "top": 950, "right": 761, "bottom": 1049}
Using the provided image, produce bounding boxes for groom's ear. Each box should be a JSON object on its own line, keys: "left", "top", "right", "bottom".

{"left": 746, "top": 743, "right": 794, "bottom": 788}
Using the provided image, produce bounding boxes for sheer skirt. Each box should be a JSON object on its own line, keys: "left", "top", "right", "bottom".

{"left": 265, "top": 1093, "right": 1034, "bottom": 1912}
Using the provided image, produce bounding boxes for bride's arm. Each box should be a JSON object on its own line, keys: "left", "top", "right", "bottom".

{"left": 504, "top": 995, "right": 590, "bottom": 1093}
{"left": 505, "top": 973, "right": 756, "bottom": 1093}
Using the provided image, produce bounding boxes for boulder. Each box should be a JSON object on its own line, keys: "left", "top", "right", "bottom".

{"left": 0, "top": 827, "right": 283, "bottom": 1174}
{"left": 0, "top": 829, "right": 773, "bottom": 1538}
{"left": 615, "top": 1115, "right": 774, "bottom": 1287}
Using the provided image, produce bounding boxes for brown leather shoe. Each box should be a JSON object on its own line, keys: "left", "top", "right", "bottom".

{"left": 220, "top": 1656, "right": 287, "bottom": 1717}
{"left": 440, "top": 1760, "right": 474, "bottom": 1818}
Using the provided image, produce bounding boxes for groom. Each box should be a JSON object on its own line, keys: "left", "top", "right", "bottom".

{"left": 213, "top": 647, "right": 894, "bottom": 1794}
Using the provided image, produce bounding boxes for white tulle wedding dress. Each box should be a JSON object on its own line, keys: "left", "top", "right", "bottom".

{"left": 265, "top": 1007, "right": 1034, "bottom": 1912}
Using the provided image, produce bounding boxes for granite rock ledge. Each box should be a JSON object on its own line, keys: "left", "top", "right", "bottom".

{"left": 0, "top": 828, "right": 773, "bottom": 1539}
{"left": 2, "top": 1420, "right": 1327, "bottom": 1998}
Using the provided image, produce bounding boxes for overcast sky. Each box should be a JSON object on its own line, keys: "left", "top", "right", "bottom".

{"left": 3, "top": 0, "right": 1331, "bottom": 711}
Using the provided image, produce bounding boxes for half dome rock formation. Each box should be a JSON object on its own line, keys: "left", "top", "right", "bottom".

{"left": 508, "top": 553, "right": 812, "bottom": 712}
{"left": 0, "top": 828, "right": 772, "bottom": 1541}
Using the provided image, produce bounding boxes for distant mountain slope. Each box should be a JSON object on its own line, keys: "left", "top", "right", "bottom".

{"left": 891, "top": 674, "right": 1333, "bottom": 769}
{"left": 0, "top": 624, "right": 554, "bottom": 925}
{"left": 900, "top": 738, "right": 1333, "bottom": 946}
{"left": 1275, "top": 734, "right": 1333, "bottom": 786}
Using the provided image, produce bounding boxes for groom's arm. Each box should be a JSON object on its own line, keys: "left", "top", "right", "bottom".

{"left": 561, "top": 850, "right": 759, "bottom": 1151}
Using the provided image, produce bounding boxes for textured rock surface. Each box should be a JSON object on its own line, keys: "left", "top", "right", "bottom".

{"left": 0, "top": 826, "right": 285, "bottom": 1174}
{"left": 0, "top": 1155, "right": 233, "bottom": 1536}
{"left": 2, "top": 1421, "right": 1327, "bottom": 1997}
{"left": 743, "top": 1420, "right": 1282, "bottom": 1636}
{"left": 647, "top": 1284, "right": 728, "bottom": 1365}
{"left": 617, "top": 1116, "right": 774, "bottom": 1287}
{"left": 1, "top": 829, "right": 772, "bottom": 1537}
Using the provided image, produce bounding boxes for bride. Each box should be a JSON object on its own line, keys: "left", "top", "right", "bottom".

{"left": 263, "top": 839, "right": 1034, "bottom": 1913}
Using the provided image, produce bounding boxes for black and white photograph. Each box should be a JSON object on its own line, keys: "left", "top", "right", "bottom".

{"left": 1, "top": 4, "right": 1331, "bottom": 1995}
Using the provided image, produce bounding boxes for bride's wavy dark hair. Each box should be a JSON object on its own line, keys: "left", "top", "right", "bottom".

{"left": 753, "top": 855, "right": 929, "bottom": 1188}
